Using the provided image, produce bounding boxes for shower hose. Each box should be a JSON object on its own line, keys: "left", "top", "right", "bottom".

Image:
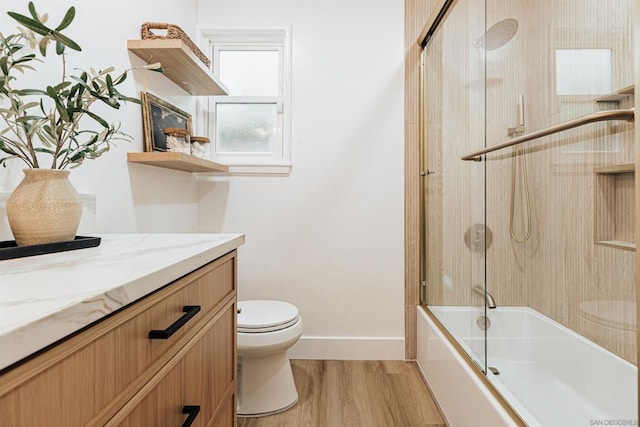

{"left": 509, "top": 146, "right": 531, "bottom": 243}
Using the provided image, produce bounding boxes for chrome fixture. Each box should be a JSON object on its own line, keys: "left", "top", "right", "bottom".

{"left": 472, "top": 18, "right": 519, "bottom": 51}
{"left": 472, "top": 285, "right": 497, "bottom": 309}
{"left": 476, "top": 315, "right": 491, "bottom": 330}
{"left": 464, "top": 223, "right": 493, "bottom": 252}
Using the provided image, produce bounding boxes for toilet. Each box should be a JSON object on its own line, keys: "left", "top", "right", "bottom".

{"left": 237, "top": 300, "right": 303, "bottom": 417}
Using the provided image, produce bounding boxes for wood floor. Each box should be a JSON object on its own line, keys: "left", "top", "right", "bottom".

{"left": 238, "top": 360, "right": 446, "bottom": 427}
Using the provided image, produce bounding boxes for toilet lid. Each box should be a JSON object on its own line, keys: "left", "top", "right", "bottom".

{"left": 238, "top": 300, "right": 300, "bottom": 332}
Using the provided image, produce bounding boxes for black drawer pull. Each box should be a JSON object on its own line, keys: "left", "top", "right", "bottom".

{"left": 148, "top": 305, "right": 201, "bottom": 339}
{"left": 181, "top": 405, "right": 200, "bottom": 427}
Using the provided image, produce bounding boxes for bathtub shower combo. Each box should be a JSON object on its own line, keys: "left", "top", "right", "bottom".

{"left": 418, "top": 0, "right": 637, "bottom": 426}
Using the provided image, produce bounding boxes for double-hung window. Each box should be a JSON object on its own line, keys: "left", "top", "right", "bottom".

{"left": 201, "top": 29, "right": 291, "bottom": 174}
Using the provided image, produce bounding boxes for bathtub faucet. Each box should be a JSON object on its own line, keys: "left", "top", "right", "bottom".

{"left": 472, "top": 285, "right": 497, "bottom": 309}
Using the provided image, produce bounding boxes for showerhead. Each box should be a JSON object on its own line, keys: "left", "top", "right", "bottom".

{"left": 473, "top": 18, "right": 519, "bottom": 51}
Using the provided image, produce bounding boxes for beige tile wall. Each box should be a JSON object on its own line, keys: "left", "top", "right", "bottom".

{"left": 422, "top": 0, "right": 637, "bottom": 364}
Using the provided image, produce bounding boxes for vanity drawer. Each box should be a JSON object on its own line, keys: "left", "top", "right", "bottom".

{"left": 0, "top": 251, "right": 236, "bottom": 427}
{"left": 109, "top": 302, "right": 236, "bottom": 427}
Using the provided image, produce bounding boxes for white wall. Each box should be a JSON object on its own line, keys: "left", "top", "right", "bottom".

{"left": 197, "top": 0, "right": 406, "bottom": 359}
{"left": 0, "top": 0, "right": 201, "bottom": 238}
{"left": 0, "top": 0, "right": 406, "bottom": 360}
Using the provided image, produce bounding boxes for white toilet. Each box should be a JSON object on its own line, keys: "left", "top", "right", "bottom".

{"left": 237, "top": 300, "right": 303, "bottom": 417}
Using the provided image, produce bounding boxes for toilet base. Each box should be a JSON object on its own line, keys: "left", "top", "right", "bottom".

{"left": 237, "top": 351, "right": 299, "bottom": 417}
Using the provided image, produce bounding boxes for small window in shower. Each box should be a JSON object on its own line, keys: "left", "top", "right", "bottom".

{"left": 555, "top": 49, "right": 612, "bottom": 95}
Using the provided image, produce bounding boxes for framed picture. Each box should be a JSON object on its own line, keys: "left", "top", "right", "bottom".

{"left": 141, "top": 92, "right": 193, "bottom": 152}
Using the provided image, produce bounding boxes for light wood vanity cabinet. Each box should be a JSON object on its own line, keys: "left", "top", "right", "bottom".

{"left": 0, "top": 251, "right": 238, "bottom": 427}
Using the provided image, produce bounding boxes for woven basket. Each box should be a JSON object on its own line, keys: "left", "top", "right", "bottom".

{"left": 141, "top": 22, "right": 211, "bottom": 68}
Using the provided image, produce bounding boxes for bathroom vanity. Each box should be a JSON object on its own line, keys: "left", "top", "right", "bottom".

{"left": 0, "top": 233, "right": 244, "bottom": 426}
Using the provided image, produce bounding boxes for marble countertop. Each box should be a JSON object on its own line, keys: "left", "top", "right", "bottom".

{"left": 0, "top": 233, "right": 245, "bottom": 371}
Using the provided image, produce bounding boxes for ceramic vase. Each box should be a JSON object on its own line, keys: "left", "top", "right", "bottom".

{"left": 6, "top": 169, "right": 82, "bottom": 246}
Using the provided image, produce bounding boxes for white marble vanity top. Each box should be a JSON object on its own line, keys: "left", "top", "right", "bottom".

{"left": 0, "top": 233, "right": 245, "bottom": 371}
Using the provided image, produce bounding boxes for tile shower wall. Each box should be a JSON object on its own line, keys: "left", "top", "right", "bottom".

{"left": 426, "top": 0, "right": 636, "bottom": 364}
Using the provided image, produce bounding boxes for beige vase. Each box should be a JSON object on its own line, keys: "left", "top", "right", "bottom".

{"left": 6, "top": 169, "right": 82, "bottom": 246}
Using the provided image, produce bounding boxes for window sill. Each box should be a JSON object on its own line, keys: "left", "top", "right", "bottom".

{"left": 195, "top": 163, "right": 292, "bottom": 176}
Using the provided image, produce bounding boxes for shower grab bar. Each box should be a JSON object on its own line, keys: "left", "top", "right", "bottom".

{"left": 461, "top": 108, "right": 635, "bottom": 161}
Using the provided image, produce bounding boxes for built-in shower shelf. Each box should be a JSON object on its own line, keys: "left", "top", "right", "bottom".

{"left": 595, "top": 240, "right": 636, "bottom": 251}
{"left": 594, "top": 163, "right": 635, "bottom": 251}
{"left": 595, "top": 85, "right": 634, "bottom": 103}
{"left": 593, "top": 163, "right": 634, "bottom": 174}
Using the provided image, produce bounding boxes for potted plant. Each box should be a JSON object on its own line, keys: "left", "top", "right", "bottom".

{"left": 0, "top": 2, "right": 160, "bottom": 246}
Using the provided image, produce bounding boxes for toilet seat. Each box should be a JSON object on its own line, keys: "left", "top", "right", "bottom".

{"left": 238, "top": 300, "right": 300, "bottom": 333}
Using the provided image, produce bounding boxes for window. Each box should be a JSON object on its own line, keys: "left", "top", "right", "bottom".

{"left": 200, "top": 29, "right": 291, "bottom": 174}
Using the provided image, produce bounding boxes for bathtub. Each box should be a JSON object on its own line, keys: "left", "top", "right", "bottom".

{"left": 418, "top": 306, "right": 637, "bottom": 427}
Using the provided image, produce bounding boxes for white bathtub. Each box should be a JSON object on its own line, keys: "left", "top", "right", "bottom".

{"left": 423, "top": 306, "right": 637, "bottom": 427}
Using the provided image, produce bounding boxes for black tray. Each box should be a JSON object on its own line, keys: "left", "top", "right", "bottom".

{"left": 0, "top": 236, "right": 101, "bottom": 261}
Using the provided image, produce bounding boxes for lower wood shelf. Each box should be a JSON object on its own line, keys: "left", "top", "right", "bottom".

{"left": 127, "top": 152, "right": 228, "bottom": 173}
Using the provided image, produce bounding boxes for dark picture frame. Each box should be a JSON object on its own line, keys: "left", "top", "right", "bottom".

{"left": 141, "top": 92, "right": 193, "bottom": 152}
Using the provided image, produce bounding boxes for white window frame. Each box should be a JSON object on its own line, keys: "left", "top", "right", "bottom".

{"left": 198, "top": 28, "right": 292, "bottom": 175}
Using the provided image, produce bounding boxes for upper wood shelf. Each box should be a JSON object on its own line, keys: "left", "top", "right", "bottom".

{"left": 127, "top": 152, "right": 229, "bottom": 173}
{"left": 127, "top": 39, "right": 228, "bottom": 96}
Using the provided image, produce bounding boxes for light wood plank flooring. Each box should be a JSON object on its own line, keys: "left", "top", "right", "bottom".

{"left": 238, "top": 360, "right": 446, "bottom": 427}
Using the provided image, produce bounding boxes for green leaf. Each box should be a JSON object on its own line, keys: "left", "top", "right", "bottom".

{"left": 53, "top": 81, "right": 71, "bottom": 92}
{"left": 0, "top": 56, "right": 8, "bottom": 75}
{"left": 106, "top": 74, "right": 114, "bottom": 97}
{"left": 45, "top": 85, "right": 57, "bottom": 98}
{"left": 55, "top": 40, "right": 64, "bottom": 55}
{"left": 14, "top": 88, "right": 48, "bottom": 96}
{"left": 113, "top": 72, "right": 127, "bottom": 85}
{"left": 51, "top": 31, "right": 81, "bottom": 52}
{"left": 13, "top": 53, "right": 36, "bottom": 64}
{"left": 46, "top": 86, "right": 70, "bottom": 122}
{"left": 70, "top": 75, "right": 90, "bottom": 90}
{"left": 27, "top": 2, "right": 38, "bottom": 20}
{"left": 7, "top": 12, "right": 52, "bottom": 37}
{"left": 82, "top": 109, "right": 109, "bottom": 127}
{"left": 116, "top": 95, "right": 141, "bottom": 104}
{"left": 55, "top": 6, "right": 75, "bottom": 32}
{"left": 33, "top": 147, "right": 55, "bottom": 154}
{"left": 15, "top": 115, "right": 44, "bottom": 122}
{"left": 22, "top": 101, "right": 40, "bottom": 110}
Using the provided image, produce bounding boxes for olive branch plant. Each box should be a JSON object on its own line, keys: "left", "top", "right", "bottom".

{"left": 0, "top": 2, "right": 161, "bottom": 169}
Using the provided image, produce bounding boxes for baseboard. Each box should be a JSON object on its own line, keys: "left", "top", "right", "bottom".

{"left": 288, "top": 336, "right": 405, "bottom": 360}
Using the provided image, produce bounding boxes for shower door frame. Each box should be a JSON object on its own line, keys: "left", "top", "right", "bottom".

{"left": 411, "top": 1, "right": 525, "bottom": 423}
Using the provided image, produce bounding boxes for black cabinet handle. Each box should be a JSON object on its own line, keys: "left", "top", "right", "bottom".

{"left": 148, "top": 305, "right": 201, "bottom": 339}
{"left": 181, "top": 405, "right": 200, "bottom": 427}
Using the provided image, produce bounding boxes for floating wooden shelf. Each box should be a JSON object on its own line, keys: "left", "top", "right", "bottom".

{"left": 127, "top": 152, "right": 229, "bottom": 173}
{"left": 127, "top": 39, "right": 228, "bottom": 96}
{"left": 595, "top": 85, "right": 635, "bottom": 102}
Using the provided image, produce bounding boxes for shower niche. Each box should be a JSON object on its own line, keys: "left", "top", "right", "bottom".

{"left": 594, "top": 163, "right": 635, "bottom": 250}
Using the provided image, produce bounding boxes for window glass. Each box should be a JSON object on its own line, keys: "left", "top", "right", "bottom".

{"left": 219, "top": 50, "right": 279, "bottom": 96}
{"left": 216, "top": 103, "right": 278, "bottom": 153}
{"left": 555, "top": 49, "right": 612, "bottom": 95}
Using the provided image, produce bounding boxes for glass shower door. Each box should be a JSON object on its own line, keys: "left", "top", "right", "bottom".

{"left": 481, "top": 0, "right": 637, "bottom": 425}
{"left": 423, "top": 0, "right": 488, "bottom": 373}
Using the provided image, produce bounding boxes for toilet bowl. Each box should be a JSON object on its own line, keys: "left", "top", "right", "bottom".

{"left": 237, "top": 300, "right": 303, "bottom": 417}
